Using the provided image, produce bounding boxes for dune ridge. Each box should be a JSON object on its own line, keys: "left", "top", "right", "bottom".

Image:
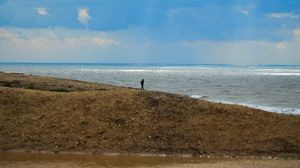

{"left": 0, "top": 72, "right": 299, "bottom": 158}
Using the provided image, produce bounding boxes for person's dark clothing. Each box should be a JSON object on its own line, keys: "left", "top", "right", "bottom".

{"left": 140, "top": 79, "right": 144, "bottom": 90}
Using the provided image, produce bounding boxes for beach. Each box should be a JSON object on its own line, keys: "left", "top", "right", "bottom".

{"left": 1, "top": 63, "right": 299, "bottom": 114}
{"left": 2, "top": 0, "right": 300, "bottom": 167}
{"left": 0, "top": 71, "right": 299, "bottom": 159}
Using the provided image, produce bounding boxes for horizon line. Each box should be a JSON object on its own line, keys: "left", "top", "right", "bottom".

{"left": 0, "top": 62, "right": 300, "bottom": 66}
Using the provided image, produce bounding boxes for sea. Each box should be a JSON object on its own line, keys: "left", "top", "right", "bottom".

{"left": 0, "top": 63, "right": 299, "bottom": 114}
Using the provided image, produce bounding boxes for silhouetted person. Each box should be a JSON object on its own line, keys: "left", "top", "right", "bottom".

{"left": 140, "top": 79, "right": 144, "bottom": 90}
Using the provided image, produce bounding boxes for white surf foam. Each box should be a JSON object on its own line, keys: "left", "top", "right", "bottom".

{"left": 191, "top": 95, "right": 204, "bottom": 99}
{"left": 255, "top": 68, "right": 300, "bottom": 76}
{"left": 190, "top": 96, "right": 300, "bottom": 115}
{"left": 78, "top": 69, "right": 171, "bottom": 73}
{"left": 259, "top": 72, "right": 300, "bottom": 76}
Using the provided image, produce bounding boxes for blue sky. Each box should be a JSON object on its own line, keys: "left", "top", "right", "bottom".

{"left": 0, "top": 0, "right": 300, "bottom": 64}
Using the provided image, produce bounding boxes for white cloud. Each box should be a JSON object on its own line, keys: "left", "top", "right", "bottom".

{"left": 0, "top": 29, "right": 15, "bottom": 39}
{"left": 64, "top": 36, "right": 119, "bottom": 47}
{"left": 167, "top": 7, "right": 187, "bottom": 20}
{"left": 234, "top": 4, "right": 256, "bottom": 16}
{"left": 294, "top": 28, "right": 300, "bottom": 41}
{"left": 0, "top": 28, "right": 118, "bottom": 49}
{"left": 180, "top": 29, "right": 300, "bottom": 64}
{"left": 36, "top": 7, "right": 48, "bottom": 16}
{"left": 266, "top": 12, "right": 299, "bottom": 19}
{"left": 77, "top": 8, "right": 91, "bottom": 28}
{"left": 275, "top": 42, "right": 288, "bottom": 50}
{"left": 1, "top": 27, "right": 300, "bottom": 64}
{"left": 92, "top": 38, "right": 119, "bottom": 46}
{"left": 234, "top": 7, "right": 249, "bottom": 15}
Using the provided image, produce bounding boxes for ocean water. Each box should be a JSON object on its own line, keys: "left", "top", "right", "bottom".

{"left": 0, "top": 63, "right": 299, "bottom": 114}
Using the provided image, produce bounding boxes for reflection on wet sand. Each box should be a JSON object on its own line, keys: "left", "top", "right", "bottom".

{"left": 0, "top": 152, "right": 299, "bottom": 168}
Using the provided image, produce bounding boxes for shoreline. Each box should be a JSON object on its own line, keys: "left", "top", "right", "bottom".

{"left": 0, "top": 72, "right": 299, "bottom": 158}
{"left": 198, "top": 99, "right": 300, "bottom": 115}
{"left": 0, "top": 149, "right": 297, "bottom": 160}
{"left": 1, "top": 70, "right": 299, "bottom": 115}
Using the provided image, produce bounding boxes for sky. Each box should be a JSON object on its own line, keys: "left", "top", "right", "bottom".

{"left": 0, "top": 0, "right": 300, "bottom": 64}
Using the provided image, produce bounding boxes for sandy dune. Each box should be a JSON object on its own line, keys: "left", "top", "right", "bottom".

{"left": 0, "top": 72, "right": 299, "bottom": 158}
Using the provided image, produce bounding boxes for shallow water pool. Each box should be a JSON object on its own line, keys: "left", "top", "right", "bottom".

{"left": 0, "top": 152, "right": 299, "bottom": 168}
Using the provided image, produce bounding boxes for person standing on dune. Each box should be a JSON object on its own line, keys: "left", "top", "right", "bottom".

{"left": 140, "top": 79, "right": 144, "bottom": 90}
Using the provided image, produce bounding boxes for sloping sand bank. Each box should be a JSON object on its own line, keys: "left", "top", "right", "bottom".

{"left": 0, "top": 72, "right": 299, "bottom": 158}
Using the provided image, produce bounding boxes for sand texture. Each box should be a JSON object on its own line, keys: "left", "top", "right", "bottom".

{"left": 0, "top": 72, "right": 299, "bottom": 158}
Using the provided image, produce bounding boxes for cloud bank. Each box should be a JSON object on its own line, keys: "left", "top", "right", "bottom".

{"left": 0, "top": 28, "right": 118, "bottom": 49}
{"left": 0, "top": 27, "right": 299, "bottom": 64}
{"left": 180, "top": 28, "right": 300, "bottom": 64}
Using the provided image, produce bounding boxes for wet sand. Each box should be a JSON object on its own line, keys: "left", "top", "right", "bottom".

{"left": 0, "top": 152, "right": 299, "bottom": 168}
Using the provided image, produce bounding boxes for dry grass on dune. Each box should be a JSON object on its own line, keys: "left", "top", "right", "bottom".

{"left": 0, "top": 72, "right": 299, "bottom": 158}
